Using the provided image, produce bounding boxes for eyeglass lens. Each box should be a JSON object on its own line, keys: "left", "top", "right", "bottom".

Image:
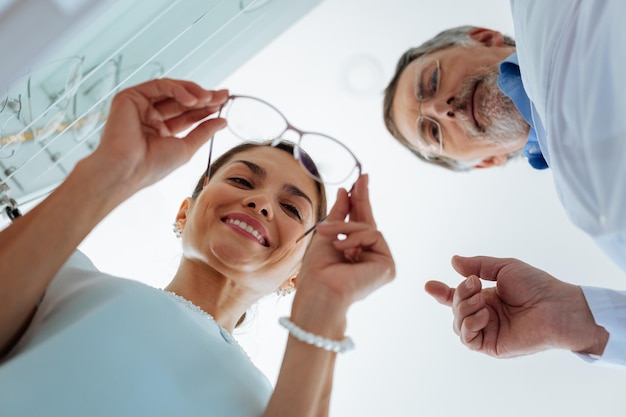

{"left": 70, "top": 59, "right": 118, "bottom": 143}
{"left": 222, "top": 96, "right": 360, "bottom": 185}
{"left": 415, "top": 59, "right": 443, "bottom": 155}
{"left": 0, "top": 56, "right": 83, "bottom": 158}
{"left": 26, "top": 56, "right": 84, "bottom": 144}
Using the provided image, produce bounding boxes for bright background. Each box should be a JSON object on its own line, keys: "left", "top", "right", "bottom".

{"left": 19, "top": 0, "right": 626, "bottom": 416}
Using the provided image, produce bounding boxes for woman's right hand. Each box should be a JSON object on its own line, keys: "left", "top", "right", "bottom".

{"left": 0, "top": 79, "right": 228, "bottom": 358}
{"left": 91, "top": 78, "right": 228, "bottom": 195}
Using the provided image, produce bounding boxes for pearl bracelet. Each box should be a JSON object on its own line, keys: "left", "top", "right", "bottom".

{"left": 278, "top": 316, "right": 355, "bottom": 353}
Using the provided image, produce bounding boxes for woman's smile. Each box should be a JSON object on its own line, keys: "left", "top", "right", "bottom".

{"left": 223, "top": 213, "right": 269, "bottom": 247}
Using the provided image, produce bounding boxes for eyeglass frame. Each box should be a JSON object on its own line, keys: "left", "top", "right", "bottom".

{"left": 205, "top": 94, "right": 362, "bottom": 183}
{"left": 204, "top": 94, "right": 363, "bottom": 241}
{"left": 0, "top": 95, "right": 23, "bottom": 158}
{"left": 414, "top": 57, "right": 443, "bottom": 159}
{"left": 0, "top": 56, "right": 85, "bottom": 158}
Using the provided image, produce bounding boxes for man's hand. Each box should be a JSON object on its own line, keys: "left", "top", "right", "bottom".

{"left": 425, "top": 255, "right": 608, "bottom": 358}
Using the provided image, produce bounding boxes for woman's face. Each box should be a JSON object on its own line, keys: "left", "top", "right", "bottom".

{"left": 178, "top": 146, "right": 320, "bottom": 292}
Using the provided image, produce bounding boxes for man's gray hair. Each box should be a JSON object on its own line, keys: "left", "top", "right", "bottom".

{"left": 382, "top": 26, "right": 517, "bottom": 171}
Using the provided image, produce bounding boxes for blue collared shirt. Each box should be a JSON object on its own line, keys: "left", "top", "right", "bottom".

{"left": 497, "top": 53, "right": 548, "bottom": 170}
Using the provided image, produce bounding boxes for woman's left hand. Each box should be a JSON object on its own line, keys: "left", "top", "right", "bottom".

{"left": 295, "top": 174, "right": 396, "bottom": 313}
{"left": 268, "top": 174, "right": 394, "bottom": 417}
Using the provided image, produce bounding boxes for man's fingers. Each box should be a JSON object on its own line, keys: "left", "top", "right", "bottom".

{"left": 453, "top": 285, "right": 485, "bottom": 333}
{"left": 451, "top": 255, "right": 503, "bottom": 282}
{"left": 424, "top": 280, "right": 455, "bottom": 307}
{"left": 452, "top": 276, "right": 482, "bottom": 309}
{"left": 459, "top": 308, "right": 488, "bottom": 349}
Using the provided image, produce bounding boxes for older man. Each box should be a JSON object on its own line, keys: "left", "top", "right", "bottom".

{"left": 384, "top": 1, "right": 626, "bottom": 367}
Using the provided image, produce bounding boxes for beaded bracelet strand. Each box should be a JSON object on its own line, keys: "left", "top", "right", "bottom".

{"left": 278, "top": 317, "right": 355, "bottom": 353}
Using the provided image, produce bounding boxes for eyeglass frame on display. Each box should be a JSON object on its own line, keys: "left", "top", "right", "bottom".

{"left": 0, "top": 56, "right": 85, "bottom": 159}
{"left": 0, "top": 57, "right": 165, "bottom": 175}
{"left": 0, "top": 95, "right": 24, "bottom": 158}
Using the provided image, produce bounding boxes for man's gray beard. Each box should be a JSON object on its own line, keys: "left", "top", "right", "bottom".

{"left": 455, "top": 66, "right": 529, "bottom": 146}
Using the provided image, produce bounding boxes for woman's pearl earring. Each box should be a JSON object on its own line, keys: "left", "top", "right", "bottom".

{"left": 173, "top": 221, "right": 183, "bottom": 238}
{"left": 276, "top": 287, "right": 295, "bottom": 297}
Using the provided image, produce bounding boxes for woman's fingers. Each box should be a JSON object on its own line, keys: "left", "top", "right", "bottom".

{"left": 315, "top": 220, "right": 373, "bottom": 244}
{"left": 125, "top": 80, "right": 227, "bottom": 135}
{"left": 162, "top": 106, "right": 223, "bottom": 135}
{"left": 182, "top": 117, "right": 228, "bottom": 156}
{"left": 147, "top": 88, "right": 227, "bottom": 137}
{"left": 153, "top": 96, "right": 224, "bottom": 122}
{"left": 348, "top": 174, "right": 376, "bottom": 227}
{"left": 319, "top": 174, "right": 375, "bottom": 229}
{"left": 324, "top": 188, "right": 350, "bottom": 223}
{"left": 330, "top": 229, "right": 384, "bottom": 252}
{"left": 131, "top": 78, "right": 225, "bottom": 105}
{"left": 316, "top": 220, "right": 392, "bottom": 262}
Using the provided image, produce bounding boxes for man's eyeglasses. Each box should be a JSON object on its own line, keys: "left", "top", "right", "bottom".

{"left": 414, "top": 58, "right": 443, "bottom": 158}
{"left": 205, "top": 94, "right": 362, "bottom": 241}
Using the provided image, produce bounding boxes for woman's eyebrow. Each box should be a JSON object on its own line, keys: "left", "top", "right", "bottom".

{"left": 284, "top": 184, "right": 313, "bottom": 208}
{"left": 233, "top": 160, "right": 313, "bottom": 207}
{"left": 233, "top": 160, "right": 266, "bottom": 178}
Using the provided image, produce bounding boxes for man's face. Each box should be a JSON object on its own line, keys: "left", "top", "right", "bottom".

{"left": 391, "top": 31, "right": 529, "bottom": 168}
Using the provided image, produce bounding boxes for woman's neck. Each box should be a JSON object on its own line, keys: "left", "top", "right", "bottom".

{"left": 164, "top": 259, "right": 257, "bottom": 333}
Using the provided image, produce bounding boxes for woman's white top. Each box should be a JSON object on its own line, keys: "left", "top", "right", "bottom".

{"left": 0, "top": 250, "right": 272, "bottom": 417}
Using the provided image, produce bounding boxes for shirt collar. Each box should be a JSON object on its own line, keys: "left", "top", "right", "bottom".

{"left": 497, "top": 53, "right": 548, "bottom": 170}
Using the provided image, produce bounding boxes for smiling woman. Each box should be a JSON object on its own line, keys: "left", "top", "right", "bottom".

{"left": 166, "top": 143, "right": 327, "bottom": 326}
{"left": 0, "top": 79, "right": 395, "bottom": 417}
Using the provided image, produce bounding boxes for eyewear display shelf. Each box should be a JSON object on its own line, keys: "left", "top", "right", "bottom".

{"left": 0, "top": 0, "right": 321, "bottom": 223}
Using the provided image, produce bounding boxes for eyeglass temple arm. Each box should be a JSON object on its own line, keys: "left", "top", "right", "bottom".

{"left": 295, "top": 166, "right": 363, "bottom": 243}
{"left": 204, "top": 100, "right": 231, "bottom": 180}
{"left": 295, "top": 215, "right": 327, "bottom": 243}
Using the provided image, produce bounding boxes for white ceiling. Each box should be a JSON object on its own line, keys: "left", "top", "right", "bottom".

{"left": 12, "top": 0, "right": 626, "bottom": 415}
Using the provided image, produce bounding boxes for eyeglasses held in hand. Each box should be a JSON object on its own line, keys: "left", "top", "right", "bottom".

{"left": 205, "top": 94, "right": 362, "bottom": 241}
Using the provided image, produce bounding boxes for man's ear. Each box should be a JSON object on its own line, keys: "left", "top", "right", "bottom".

{"left": 473, "top": 154, "right": 508, "bottom": 169}
{"left": 468, "top": 27, "right": 506, "bottom": 47}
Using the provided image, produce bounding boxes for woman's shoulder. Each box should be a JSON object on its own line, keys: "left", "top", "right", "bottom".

{"left": 63, "top": 249, "right": 99, "bottom": 272}
{"left": 51, "top": 249, "right": 155, "bottom": 294}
